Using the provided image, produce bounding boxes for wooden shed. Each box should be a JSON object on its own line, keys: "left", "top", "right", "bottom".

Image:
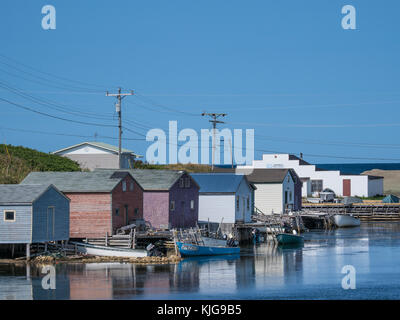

{"left": 97, "top": 169, "right": 200, "bottom": 229}
{"left": 21, "top": 171, "right": 143, "bottom": 239}
{"left": 190, "top": 173, "right": 255, "bottom": 224}
{"left": 0, "top": 184, "right": 70, "bottom": 256}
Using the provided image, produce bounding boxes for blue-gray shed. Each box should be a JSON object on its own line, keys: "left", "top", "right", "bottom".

{"left": 0, "top": 184, "right": 70, "bottom": 244}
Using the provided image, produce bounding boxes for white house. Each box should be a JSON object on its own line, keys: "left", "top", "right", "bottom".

{"left": 52, "top": 142, "right": 141, "bottom": 171}
{"left": 238, "top": 154, "right": 383, "bottom": 198}
{"left": 190, "top": 173, "right": 255, "bottom": 224}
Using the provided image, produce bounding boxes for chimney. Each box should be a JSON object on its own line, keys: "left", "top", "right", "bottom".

{"left": 300, "top": 152, "right": 303, "bottom": 159}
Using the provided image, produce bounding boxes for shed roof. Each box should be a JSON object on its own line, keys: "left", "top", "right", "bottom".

{"left": 190, "top": 173, "right": 253, "bottom": 194}
{"left": 237, "top": 168, "right": 291, "bottom": 183}
{"left": 21, "top": 171, "right": 128, "bottom": 193}
{"left": 0, "top": 184, "right": 57, "bottom": 204}
{"left": 95, "top": 169, "right": 190, "bottom": 191}
{"left": 52, "top": 141, "right": 141, "bottom": 156}
{"left": 382, "top": 194, "right": 399, "bottom": 203}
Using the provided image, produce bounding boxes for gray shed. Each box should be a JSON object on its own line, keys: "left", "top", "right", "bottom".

{"left": 0, "top": 184, "right": 70, "bottom": 245}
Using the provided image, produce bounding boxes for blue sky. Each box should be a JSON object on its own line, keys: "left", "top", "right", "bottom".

{"left": 1, "top": 0, "right": 400, "bottom": 164}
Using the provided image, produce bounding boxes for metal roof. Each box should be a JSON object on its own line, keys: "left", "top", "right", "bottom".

{"left": 52, "top": 141, "right": 141, "bottom": 156}
{"left": 21, "top": 171, "right": 126, "bottom": 193}
{"left": 0, "top": 184, "right": 56, "bottom": 204}
{"left": 190, "top": 173, "right": 252, "bottom": 193}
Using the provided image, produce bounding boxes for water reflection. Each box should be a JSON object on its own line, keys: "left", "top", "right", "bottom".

{"left": 1, "top": 222, "right": 400, "bottom": 299}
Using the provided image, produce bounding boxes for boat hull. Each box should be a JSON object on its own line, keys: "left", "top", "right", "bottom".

{"left": 275, "top": 233, "right": 304, "bottom": 245}
{"left": 72, "top": 242, "right": 148, "bottom": 258}
{"left": 176, "top": 242, "right": 240, "bottom": 257}
{"left": 333, "top": 215, "right": 361, "bottom": 228}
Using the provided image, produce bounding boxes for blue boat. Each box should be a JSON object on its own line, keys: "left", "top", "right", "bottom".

{"left": 275, "top": 233, "right": 304, "bottom": 245}
{"left": 176, "top": 241, "right": 240, "bottom": 257}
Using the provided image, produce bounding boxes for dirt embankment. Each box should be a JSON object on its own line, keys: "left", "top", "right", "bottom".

{"left": 362, "top": 170, "right": 400, "bottom": 196}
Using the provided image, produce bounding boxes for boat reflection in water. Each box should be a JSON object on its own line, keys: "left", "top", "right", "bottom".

{"left": 2, "top": 222, "right": 400, "bottom": 299}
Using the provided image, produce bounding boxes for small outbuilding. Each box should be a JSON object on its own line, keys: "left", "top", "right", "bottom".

{"left": 190, "top": 173, "right": 256, "bottom": 225}
{"left": 341, "top": 196, "right": 363, "bottom": 205}
{"left": 382, "top": 194, "right": 399, "bottom": 203}
{"left": 21, "top": 171, "right": 142, "bottom": 238}
{"left": 238, "top": 168, "right": 302, "bottom": 215}
{"left": 0, "top": 184, "right": 70, "bottom": 257}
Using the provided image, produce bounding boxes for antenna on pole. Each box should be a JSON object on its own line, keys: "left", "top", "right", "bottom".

{"left": 106, "top": 88, "right": 134, "bottom": 169}
{"left": 201, "top": 112, "right": 227, "bottom": 170}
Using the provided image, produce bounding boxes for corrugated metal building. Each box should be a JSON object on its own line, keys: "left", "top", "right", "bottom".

{"left": 0, "top": 184, "right": 70, "bottom": 244}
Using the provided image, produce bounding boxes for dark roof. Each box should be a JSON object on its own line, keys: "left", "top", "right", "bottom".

{"left": 21, "top": 171, "right": 127, "bottom": 192}
{"left": 288, "top": 154, "right": 311, "bottom": 166}
{"left": 212, "top": 167, "right": 300, "bottom": 184}
{"left": 0, "top": 184, "right": 58, "bottom": 204}
{"left": 237, "top": 168, "right": 290, "bottom": 183}
{"left": 95, "top": 169, "right": 191, "bottom": 191}
{"left": 190, "top": 173, "right": 254, "bottom": 193}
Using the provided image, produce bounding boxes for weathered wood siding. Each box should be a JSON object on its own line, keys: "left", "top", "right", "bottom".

{"left": 0, "top": 205, "right": 32, "bottom": 244}
{"left": 111, "top": 175, "right": 143, "bottom": 233}
{"left": 32, "top": 186, "right": 70, "bottom": 243}
{"left": 143, "top": 192, "right": 169, "bottom": 229}
{"left": 169, "top": 173, "right": 199, "bottom": 228}
{"left": 67, "top": 193, "right": 112, "bottom": 239}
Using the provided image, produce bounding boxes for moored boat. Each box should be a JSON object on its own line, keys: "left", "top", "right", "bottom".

{"left": 176, "top": 241, "right": 240, "bottom": 257}
{"left": 275, "top": 233, "right": 304, "bottom": 245}
{"left": 71, "top": 242, "right": 148, "bottom": 258}
{"left": 333, "top": 214, "right": 360, "bottom": 228}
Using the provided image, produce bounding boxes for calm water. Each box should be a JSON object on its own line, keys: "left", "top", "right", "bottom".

{"left": 1, "top": 221, "right": 400, "bottom": 300}
{"left": 316, "top": 163, "right": 400, "bottom": 175}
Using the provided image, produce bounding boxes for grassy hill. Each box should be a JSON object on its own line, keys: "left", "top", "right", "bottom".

{"left": 363, "top": 169, "right": 400, "bottom": 196}
{"left": 133, "top": 161, "right": 213, "bottom": 172}
{"left": 0, "top": 144, "right": 81, "bottom": 184}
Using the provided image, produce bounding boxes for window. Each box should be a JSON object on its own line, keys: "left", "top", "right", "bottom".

{"left": 179, "top": 178, "right": 184, "bottom": 188}
{"left": 130, "top": 182, "right": 134, "bottom": 191}
{"left": 190, "top": 200, "right": 195, "bottom": 210}
{"left": 122, "top": 181, "right": 127, "bottom": 192}
{"left": 4, "top": 210, "right": 15, "bottom": 222}
{"left": 289, "top": 191, "right": 292, "bottom": 201}
{"left": 311, "top": 180, "right": 323, "bottom": 192}
{"left": 247, "top": 197, "right": 250, "bottom": 210}
{"left": 115, "top": 208, "right": 119, "bottom": 216}
{"left": 134, "top": 208, "right": 139, "bottom": 216}
{"left": 236, "top": 196, "right": 239, "bottom": 210}
{"left": 185, "top": 177, "right": 191, "bottom": 188}
{"left": 170, "top": 200, "right": 175, "bottom": 211}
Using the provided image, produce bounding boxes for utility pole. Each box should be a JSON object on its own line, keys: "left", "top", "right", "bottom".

{"left": 201, "top": 112, "right": 227, "bottom": 170}
{"left": 106, "top": 88, "right": 134, "bottom": 168}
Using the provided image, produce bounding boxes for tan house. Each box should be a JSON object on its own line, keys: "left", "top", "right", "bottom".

{"left": 52, "top": 142, "right": 141, "bottom": 170}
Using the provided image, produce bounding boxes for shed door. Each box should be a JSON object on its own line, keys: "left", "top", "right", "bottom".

{"left": 343, "top": 179, "right": 351, "bottom": 197}
{"left": 47, "top": 207, "right": 55, "bottom": 239}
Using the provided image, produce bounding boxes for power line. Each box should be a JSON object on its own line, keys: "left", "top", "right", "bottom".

{"left": 0, "top": 53, "right": 110, "bottom": 91}
{"left": 0, "top": 97, "right": 117, "bottom": 128}
{"left": 106, "top": 88, "right": 135, "bottom": 168}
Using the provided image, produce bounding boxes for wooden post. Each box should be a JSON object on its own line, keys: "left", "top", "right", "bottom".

{"left": 44, "top": 242, "right": 48, "bottom": 253}
{"left": 11, "top": 244, "right": 14, "bottom": 259}
{"left": 132, "top": 229, "right": 136, "bottom": 249}
{"left": 105, "top": 232, "right": 108, "bottom": 247}
{"left": 26, "top": 244, "right": 30, "bottom": 261}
